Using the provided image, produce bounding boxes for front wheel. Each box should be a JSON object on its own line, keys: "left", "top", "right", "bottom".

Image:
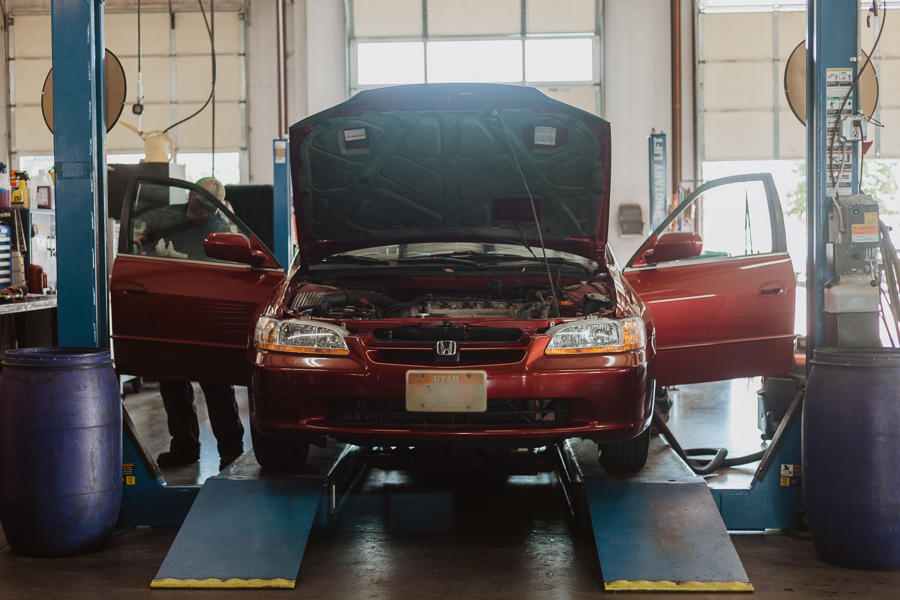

{"left": 598, "top": 428, "right": 650, "bottom": 473}
{"left": 251, "top": 423, "right": 310, "bottom": 473}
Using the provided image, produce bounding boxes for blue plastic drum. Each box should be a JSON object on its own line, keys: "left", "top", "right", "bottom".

{"left": 0, "top": 347, "right": 122, "bottom": 556}
{"left": 804, "top": 347, "right": 900, "bottom": 570}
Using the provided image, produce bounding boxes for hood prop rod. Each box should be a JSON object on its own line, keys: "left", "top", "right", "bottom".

{"left": 498, "top": 116, "right": 561, "bottom": 318}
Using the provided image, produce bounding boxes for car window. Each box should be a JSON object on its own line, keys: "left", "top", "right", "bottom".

{"left": 657, "top": 179, "right": 774, "bottom": 262}
{"left": 691, "top": 180, "right": 773, "bottom": 258}
{"left": 124, "top": 180, "right": 247, "bottom": 263}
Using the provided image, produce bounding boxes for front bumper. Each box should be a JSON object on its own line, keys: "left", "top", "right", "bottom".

{"left": 250, "top": 345, "right": 654, "bottom": 447}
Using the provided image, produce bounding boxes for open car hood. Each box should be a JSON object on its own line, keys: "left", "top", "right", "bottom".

{"left": 289, "top": 83, "right": 611, "bottom": 262}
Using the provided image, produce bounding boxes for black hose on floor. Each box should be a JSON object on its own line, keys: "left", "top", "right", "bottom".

{"left": 651, "top": 410, "right": 767, "bottom": 476}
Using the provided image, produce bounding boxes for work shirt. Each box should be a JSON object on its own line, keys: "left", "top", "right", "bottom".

{"left": 141, "top": 203, "right": 231, "bottom": 261}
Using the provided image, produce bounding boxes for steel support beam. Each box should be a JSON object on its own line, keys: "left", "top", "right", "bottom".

{"left": 51, "top": 0, "right": 108, "bottom": 348}
{"left": 806, "top": 1, "right": 859, "bottom": 357}
{"left": 272, "top": 138, "right": 293, "bottom": 270}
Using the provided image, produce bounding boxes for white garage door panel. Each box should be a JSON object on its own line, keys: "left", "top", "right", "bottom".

{"left": 175, "top": 102, "right": 241, "bottom": 150}
{"left": 879, "top": 109, "right": 900, "bottom": 157}
{"left": 9, "top": 8, "right": 246, "bottom": 165}
{"left": 874, "top": 13, "right": 900, "bottom": 58}
{"left": 704, "top": 62, "right": 773, "bottom": 110}
{"left": 527, "top": 0, "right": 595, "bottom": 34}
{"left": 875, "top": 58, "right": 900, "bottom": 109}
{"left": 12, "top": 15, "right": 51, "bottom": 59}
{"left": 106, "top": 12, "right": 170, "bottom": 56}
{"left": 175, "top": 11, "right": 239, "bottom": 55}
{"left": 176, "top": 55, "right": 240, "bottom": 102}
{"left": 778, "top": 12, "right": 806, "bottom": 59}
{"left": 354, "top": 0, "right": 423, "bottom": 37}
{"left": 537, "top": 85, "right": 596, "bottom": 115}
{"left": 704, "top": 13, "right": 772, "bottom": 61}
{"left": 705, "top": 112, "right": 773, "bottom": 160}
{"left": 779, "top": 109, "right": 805, "bottom": 159}
{"left": 118, "top": 56, "right": 171, "bottom": 103}
{"left": 428, "top": 0, "right": 520, "bottom": 36}
{"left": 16, "top": 106, "right": 53, "bottom": 153}
{"left": 14, "top": 58, "right": 51, "bottom": 106}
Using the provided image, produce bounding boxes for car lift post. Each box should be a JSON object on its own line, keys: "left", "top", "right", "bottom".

{"left": 272, "top": 139, "right": 294, "bottom": 270}
{"left": 807, "top": 1, "right": 858, "bottom": 355}
{"left": 51, "top": 0, "right": 108, "bottom": 348}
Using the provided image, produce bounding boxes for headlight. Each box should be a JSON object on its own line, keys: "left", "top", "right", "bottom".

{"left": 545, "top": 317, "right": 645, "bottom": 355}
{"left": 254, "top": 317, "right": 350, "bottom": 356}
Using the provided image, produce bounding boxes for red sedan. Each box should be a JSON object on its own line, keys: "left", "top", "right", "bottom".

{"left": 111, "top": 83, "right": 795, "bottom": 473}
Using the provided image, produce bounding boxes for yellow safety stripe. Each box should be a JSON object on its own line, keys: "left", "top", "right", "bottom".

{"left": 150, "top": 577, "right": 295, "bottom": 589}
{"left": 605, "top": 579, "right": 754, "bottom": 592}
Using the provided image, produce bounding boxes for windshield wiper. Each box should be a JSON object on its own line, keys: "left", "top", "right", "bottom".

{"left": 321, "top": 254, "right": 391, "bottom": 265}
{"left": 395, "top": 254, "right": 483, "bottom": 268}
{"left": 428, "top": 251, "right": 593, "bottom": 272}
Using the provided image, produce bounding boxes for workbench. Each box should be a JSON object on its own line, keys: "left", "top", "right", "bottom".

{"left": 0, "top": 294, "right": 58, "bottom": 351}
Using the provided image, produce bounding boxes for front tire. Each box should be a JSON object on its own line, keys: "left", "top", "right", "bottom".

{"left": 598, "top": 428, "right": 650, "bottom": 473}
{"left": 251, "top": 423, "right": 310, "bottom": 473}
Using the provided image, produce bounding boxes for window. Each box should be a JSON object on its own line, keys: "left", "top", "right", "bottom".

{"left": 349, "top": 0, "right": 601, "bottom": 115}
{"left": 175, "top": 152, "right": 241, "bottom": 186}
{"left": 127, "top": 180, "right": 246, "bottom": 263}
{"left": 691, "top": 180, "right": 774, "bottom": 257}
{"left": 426, "top": 40, "right": 523, "bottom": 83}
{"left": 18, "top": 155, "right": 54, "bottom": 174}
{"left": 357, "top": 42, "right": 425, "bottom": 85}
{"left": 525, "top": 38, "right": 594, "bottom": 82}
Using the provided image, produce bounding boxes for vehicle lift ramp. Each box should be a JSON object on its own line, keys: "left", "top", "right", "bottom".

{"left": 558, "top": 393, "right": 803, "bottom": 592}
{"left": 119, "top": 412, "right": 365, "bottom": 589}
{"left": 559, "top": 438, "right": 752, "bottom": 592}
{"left": 121, "top": 396, "right": 801, "bottom": 591}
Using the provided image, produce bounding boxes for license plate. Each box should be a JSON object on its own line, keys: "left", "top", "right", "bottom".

{"left": 405, "top": 370, "right": 487, "bottom": 413}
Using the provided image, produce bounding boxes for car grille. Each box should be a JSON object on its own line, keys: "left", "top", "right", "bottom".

{"left": 372, "top": 325, "right": 522, "bottom": 343}
{"left": 370, "top": 348, "right": 526, "bottom": 366}
{"left": 326, "top": 397, "right": 570, "bottom": 428}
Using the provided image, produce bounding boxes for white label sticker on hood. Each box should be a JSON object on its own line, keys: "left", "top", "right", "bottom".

{"left": 534, "top": 126, "right": 557, "bottom": 147}
{"left": 343, "top": 128, "right": 368, "bottom": 143}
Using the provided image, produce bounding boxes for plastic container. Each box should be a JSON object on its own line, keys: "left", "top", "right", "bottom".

{"left": 10, "top": 170, "right": 28, "bottom": 208}
{"left": 803, "top": 347, "right": 900, "bottom": 570}
{"left": 0, "top": 347, "right": 122, "bottom": 556}
{"left": 33, "top": 169, "right": 54, "bottom": 210}
{"left": 0, "top": 163, "right": 11, "bottom": 210}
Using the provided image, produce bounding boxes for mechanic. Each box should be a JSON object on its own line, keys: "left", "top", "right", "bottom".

{"left": 136, "top": 176, "right": 231, "bottom": 259}
{"left": 147, "top": 176, "right": 245, "bottom": 471}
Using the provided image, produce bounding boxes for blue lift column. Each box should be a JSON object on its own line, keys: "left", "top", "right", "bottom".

{"left": 51, "top": 0, "right": 107, "bottom": 348}
{"left": 807, "top": 1, "right": 859, "bottom": 356}
{"left": 272, "top": 139, "right": 294, "bottom": 270}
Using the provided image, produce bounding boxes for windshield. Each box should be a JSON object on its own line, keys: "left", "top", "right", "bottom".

{"left": 323, "top": 242, "right": 599, "bottom": 269}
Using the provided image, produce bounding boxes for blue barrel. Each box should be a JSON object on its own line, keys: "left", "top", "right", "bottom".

{"left": 804, "top": 348, "right": 900, "bottom": 570}
{"left": 0, "top": 347, "right": 121, "bottom": 556}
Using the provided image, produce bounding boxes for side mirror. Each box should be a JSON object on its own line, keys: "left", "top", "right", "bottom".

{"left": 643, "top": 231, "right": 703, "bottom": 264}
{"left": 204, "top": 232, "right": 268, "bottom": 267}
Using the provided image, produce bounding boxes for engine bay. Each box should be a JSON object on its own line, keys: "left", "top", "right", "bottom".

{"left": 287, "top": 276, "right": 615, "bottom": 322}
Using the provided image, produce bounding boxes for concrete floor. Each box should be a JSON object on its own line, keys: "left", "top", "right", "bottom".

{"left": 2, "top": 379, "right": 899, "bottom": 598}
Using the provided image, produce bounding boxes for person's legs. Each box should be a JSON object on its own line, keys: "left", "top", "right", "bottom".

{"left": 199, "top": 383, "right": 244, "bottom": 469}
{"left": 157, "top": 379, "right": 201, "bottom": 466}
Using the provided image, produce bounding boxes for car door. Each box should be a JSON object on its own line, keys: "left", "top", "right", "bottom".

{"left": 623, "top": 173, "right": 795, "bottom": 386}
{"left": 110, "top": 177, "right": 286, "bottom": 385}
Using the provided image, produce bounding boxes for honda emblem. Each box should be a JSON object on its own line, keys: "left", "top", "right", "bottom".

{"left": 435, "top": 340, "right": 458, "bottom": 357}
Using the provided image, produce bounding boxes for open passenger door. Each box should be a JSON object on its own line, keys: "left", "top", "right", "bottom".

{"left": 110, "top": 177, "right": 286, "bottom": 385}
{"left": 624, "top": 173, "right": 795, "bottom": 386}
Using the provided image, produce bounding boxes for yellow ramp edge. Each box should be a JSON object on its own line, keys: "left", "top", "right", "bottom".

{"left": 605, "top": 580, "right": 755, "bottom": 593}
{"left": 151, "top": 577, "right": 295, "bottom": 589}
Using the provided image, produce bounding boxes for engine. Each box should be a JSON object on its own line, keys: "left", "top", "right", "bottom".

{"left": 289, "top": 283, "right": 612, "bottom": 320}
{"left": 394, "top": 297, "right": 555, "bottom": 319}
